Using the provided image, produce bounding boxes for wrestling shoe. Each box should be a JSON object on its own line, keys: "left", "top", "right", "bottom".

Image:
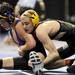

{"left": 29, "top": 51, "right": 44, "bottom": 75}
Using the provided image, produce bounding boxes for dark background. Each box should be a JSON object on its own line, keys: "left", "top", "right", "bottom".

{"left": 0, "top": 0, "right": 75, "bottom": 33}
{"left": 0, "top": 0, "right": 75, "bottom": 21}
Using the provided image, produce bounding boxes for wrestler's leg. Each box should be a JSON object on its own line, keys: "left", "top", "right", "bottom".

{"left": 44, "top": 58, "right": 74, "bottom": 69}
{"left": 0, "top": 57, "right": 32, "bottom": 70}
{"left": 44, "top": 48, "right": 75, "bottom": 70}
{"left": 28, "top": 44, "right": 74, "bottom": 70}
{"left": 29, "top": 52, "right": 70, "bottom": 70}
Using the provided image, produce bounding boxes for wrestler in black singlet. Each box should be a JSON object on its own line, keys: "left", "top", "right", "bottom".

{"left": 51, "top": 20, "right": 75, "bottom": 58}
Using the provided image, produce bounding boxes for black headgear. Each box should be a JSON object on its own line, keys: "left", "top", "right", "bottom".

{"left": 0, "top": 2, "right": 15, "bottom": 25}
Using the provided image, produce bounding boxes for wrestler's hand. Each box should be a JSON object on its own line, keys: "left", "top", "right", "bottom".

{"left": 28, "top": 59, "right": 33, "bottom": 67}
{"left": 18, "top": 47, "right": 26, "bottom": 56}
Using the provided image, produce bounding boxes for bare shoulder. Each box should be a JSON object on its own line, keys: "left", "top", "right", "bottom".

{"left": 42, "top": 20, "right": 60, "bottom": 26}
{"left": 36, "top": 20, "right": 60, "bottom": 33}
{"left": 15, "top": 21, "right": 25, "bottom": 34}
{"left": 15, "top": 21, "right": 23, "bottom": 29}
{"left": 38, "top": 20, "right": 59, "bottom": 28}
{"left": 35, "top": 20, "right": 60, "bottom": 41}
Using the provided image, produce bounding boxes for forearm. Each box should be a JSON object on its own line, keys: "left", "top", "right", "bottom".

{"left": 42, "top": 39, "right": 60, "bottom": 64}
{"left": 19, "top": 44, "right": 32, "bottom": 51}
{"left": 24, "top": 34, "right": 36, "bottom": 49}
{"left": 43, "top": 52, "right": 60, "bottom": 65}
{"left": 15, "top": 24, "right": 36, "bottom": 49}
{"left": 18, "top": 43, "right": 36, "bottom": 56}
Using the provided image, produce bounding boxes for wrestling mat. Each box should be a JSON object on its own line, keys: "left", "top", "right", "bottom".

{"left": 0, "top": 34, "right": 75, "bottom": 75}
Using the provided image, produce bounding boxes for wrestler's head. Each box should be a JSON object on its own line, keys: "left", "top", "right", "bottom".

{"left": 0, "top": 2, "right": 15, "bottom": 31}
{"left": 20, "top": 10, "right": 40, "bottom": 33}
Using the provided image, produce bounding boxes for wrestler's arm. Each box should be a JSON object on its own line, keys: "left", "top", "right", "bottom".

{"left": 36, "top": 24, "right": 60, "bottom": 64}
{"left": 3, "top": 33, "right": 27, "bottom": 56}
{"left": 15, "top": 22, "right": 36, "bottom": 52}
{"left": 3, "top": 34, "right": 17, "bottom": 46}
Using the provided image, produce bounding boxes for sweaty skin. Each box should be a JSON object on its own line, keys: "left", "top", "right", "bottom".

{"left": 14, "top": 21, "right": 36, "bottom": 52}
{"left": 36, "top": 20, "right": 61, "bottom": 64}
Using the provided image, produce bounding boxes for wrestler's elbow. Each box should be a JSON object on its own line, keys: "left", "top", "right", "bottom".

{"left": 27, "top": 40, "right": 36, "bottom": 49}
{"left": 25, "top": 34, "right": 36, "bottom": 49}
{"left": 36, "top": 29, "right": 44, "bottom": 41}
{"left": 28, "top": 42, "right": 36, "bottom": 49}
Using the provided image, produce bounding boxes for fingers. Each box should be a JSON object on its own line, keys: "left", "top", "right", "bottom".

{"left": 18, "top": 49, "right": 25, "bottom": 56}
{"left": 28, "top": 59, "right": 33, "bottom": 67}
